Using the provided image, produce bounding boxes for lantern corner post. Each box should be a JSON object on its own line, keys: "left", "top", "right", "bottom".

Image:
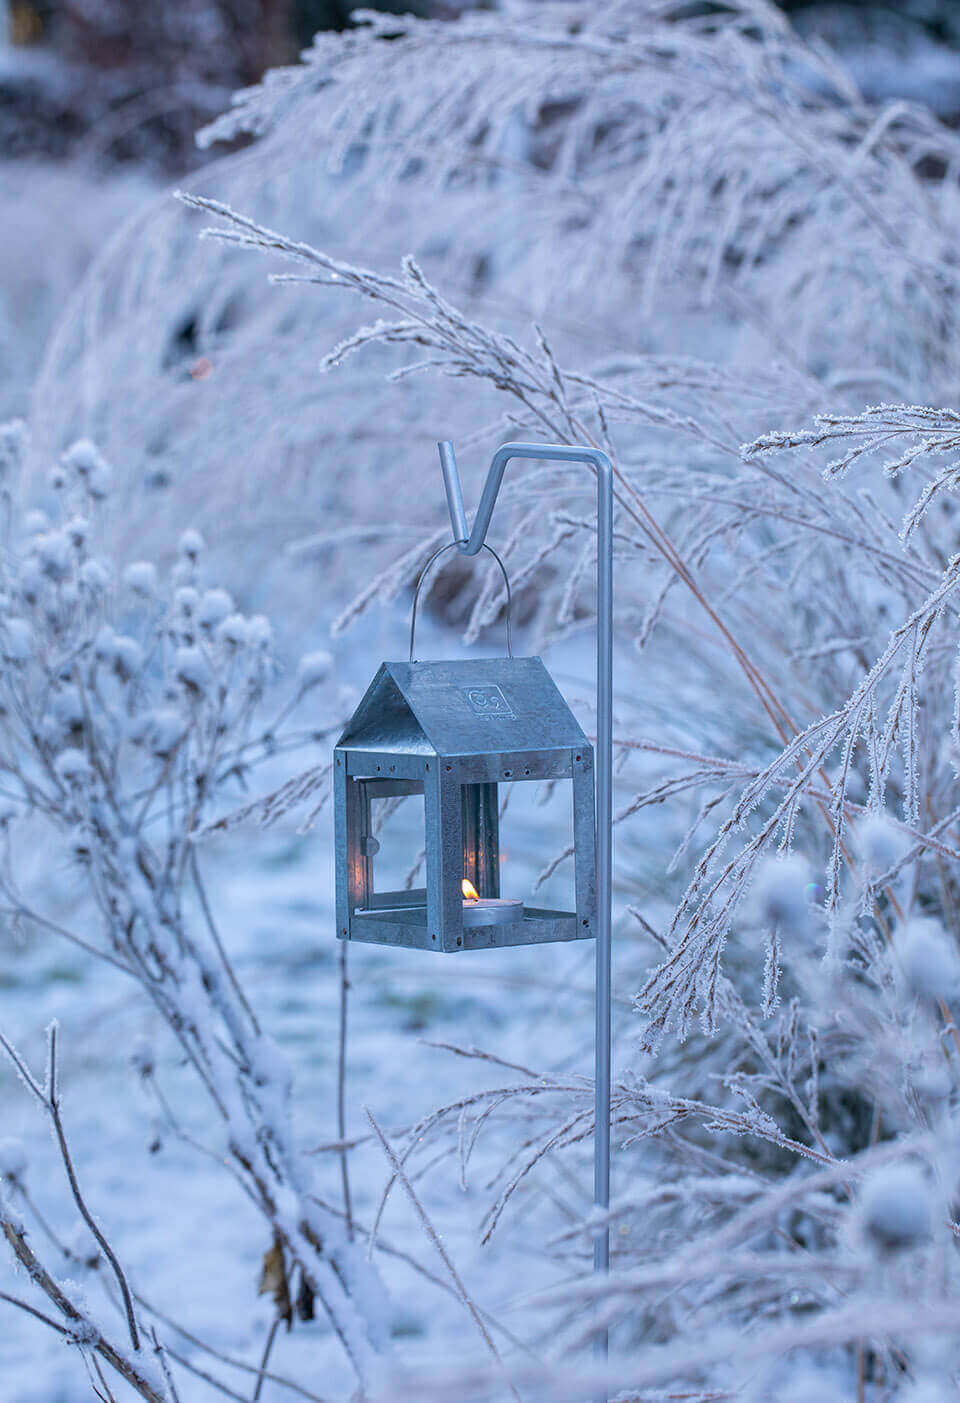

{"left": 333, "top": 749, "right": 352, "bottom": 943}
{"left": 424, "top": 756, "right": 465, "bottom": 952}
{"left": 571, "top": 744, "right": 598, "bottom": 955}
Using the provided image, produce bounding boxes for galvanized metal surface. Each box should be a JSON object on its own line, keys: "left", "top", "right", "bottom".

{"left": 337, "top": 657, "right": 588, "bottom": 757}
{"left": 350, "top": 904, "right": 584, "bottom": 952}
{"left": 449, "top": 750, "right": 577, "bottom": 784}
{"left": 336, "top": 751, "right": 595, "bottom": 952}
{"left": 335, "top": 670, "right": 597, "bottom": 952}
{"left": 337, "top": 668, "right": 435, "bottom": 757}
{"left": 344, "top": 751, "right": 428, "bottom": 780}
{"left": 437, "top": 438, "right": 614, "bottom": 1393}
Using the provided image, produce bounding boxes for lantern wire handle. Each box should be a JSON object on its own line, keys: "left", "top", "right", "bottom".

{"left": 408, "top": 540, "right": 513, "bottom": 662}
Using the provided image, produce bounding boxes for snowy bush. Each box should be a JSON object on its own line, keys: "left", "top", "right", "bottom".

{"left": 23, "top": 0, "right": 957, "bottom": 612}
{"left": 8, "top": 1, "right": 960, "bottom": 1399}
{"left": 0, "top": 425, "right": 389, "bottom": 1399}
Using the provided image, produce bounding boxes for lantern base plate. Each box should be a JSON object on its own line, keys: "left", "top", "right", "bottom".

{"left": 348, "top": 904, "right": 591, "bottom": 952}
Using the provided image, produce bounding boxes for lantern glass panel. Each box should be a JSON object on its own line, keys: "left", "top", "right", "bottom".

{"left": 369, "top": 793, "right": 425, "bottom": 895}
{"left": 496, "top": 778, "right": 576, "bottom": 914}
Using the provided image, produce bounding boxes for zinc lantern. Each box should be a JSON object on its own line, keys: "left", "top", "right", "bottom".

{"left": 333, "top": 546, "right": 597, "bottom": 953}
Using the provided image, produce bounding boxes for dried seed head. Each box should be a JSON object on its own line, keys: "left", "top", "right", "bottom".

{"left": 858, "top": 1162, "right": 932, "bottom": 1254}
{"left": 855, "top": 811, "right": 908, "bottom": 874}
{"left": 752, "top": 853, "right": 815, "bottom": 931}
{"left": 898, "top": 918, "right": 960, "bottom": 1004}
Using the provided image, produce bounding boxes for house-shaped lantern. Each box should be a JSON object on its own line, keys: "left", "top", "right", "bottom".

{"left": 334, "top": 657, "right": 596, "bottom": 952}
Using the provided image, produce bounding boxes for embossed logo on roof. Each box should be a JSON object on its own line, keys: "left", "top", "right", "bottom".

{"left": 460, "top": 685, "right": 516, "bottom": 719}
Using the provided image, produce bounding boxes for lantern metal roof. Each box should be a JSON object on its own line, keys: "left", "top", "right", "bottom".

{"left": 336, "top": 657, "right": 588, "bottom": 758}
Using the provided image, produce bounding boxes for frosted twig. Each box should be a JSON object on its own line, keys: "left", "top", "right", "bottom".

{"left": 0, "top": 1213, "right": 162, "bottom": 1401}
{"left": 252, "top": 1318, "right": 281, "bottom": 1403}
{"left": 337, "top": 937, "right": 354, "bottom": 1240}
{"left": 45, "top": 1024, "right": 141, "bottom": 1352}
{"left": 150, "top": 1329, "right": 181, "bottom": 1403}
{"left": 365, "top": 1106, "right": 522, "bottom": 1403}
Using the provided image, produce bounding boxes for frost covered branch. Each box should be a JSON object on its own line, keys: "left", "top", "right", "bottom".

{"left": 0, "top": 428, "right": 388, "bottom": 1396}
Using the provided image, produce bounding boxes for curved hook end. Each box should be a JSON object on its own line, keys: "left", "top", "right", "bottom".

{"left": 438, "top": 441, "right": 470, "bottom": 548}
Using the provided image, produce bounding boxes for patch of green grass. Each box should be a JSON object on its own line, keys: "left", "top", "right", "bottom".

{"left": 373, "top": 987, "right": 493, "bottom": 1032}
{"left": 390, "top": 1315, "right": 426, "bottom": 1339}
{"left": 43, "top": 964, "right": 85, "bottom": 985}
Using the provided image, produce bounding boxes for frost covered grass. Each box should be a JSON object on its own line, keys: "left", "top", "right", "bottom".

{"left": 0, "top": 160, "right": 150, "bottom": 423}
{"left": 7, "top": 0, "right": 960, "bottom": 1399}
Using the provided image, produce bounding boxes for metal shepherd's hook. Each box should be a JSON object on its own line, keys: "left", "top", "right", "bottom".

{"left": 436, "top": 438, "right": 614, "bottom": 1395}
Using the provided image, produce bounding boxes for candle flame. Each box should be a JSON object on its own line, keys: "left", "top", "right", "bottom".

{"left": 461, "top": 879, "right": 479, "bottom": 902}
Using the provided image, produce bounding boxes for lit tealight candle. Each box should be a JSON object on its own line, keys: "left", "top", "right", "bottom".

{"left": 461, "top": 878, "right": 524, "bottom": 928}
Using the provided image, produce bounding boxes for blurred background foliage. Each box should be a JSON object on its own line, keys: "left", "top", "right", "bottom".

{"left": 1, "top": 0, "right": 958, "bottom": 171}
{"left": 0, "top": 0, "right": 489, "bottom": 166}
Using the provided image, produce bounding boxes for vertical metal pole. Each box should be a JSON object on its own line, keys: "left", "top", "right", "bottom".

{"left": 437, "top": 439, "right": 613, "bottom": 1388}
{"left": 594, "top": 452, "right": 613, "bottom": 1362}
